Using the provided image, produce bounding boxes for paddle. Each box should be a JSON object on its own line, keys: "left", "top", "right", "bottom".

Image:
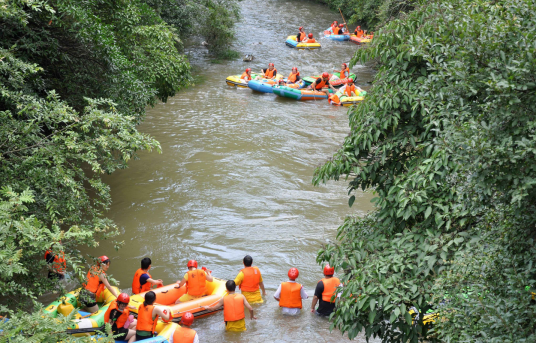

{"left": 338, "top": 8, "right": 350, "bottom": 35}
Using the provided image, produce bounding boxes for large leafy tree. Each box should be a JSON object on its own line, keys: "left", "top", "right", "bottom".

{"left": 314, "top": 0, "right": 536, "bottom": 341}
{"left": 0, "top": 0, "right": 191, "bottom": 339}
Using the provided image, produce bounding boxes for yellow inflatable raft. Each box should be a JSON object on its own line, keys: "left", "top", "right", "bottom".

{"left": 226, "top": 73, "right": 283, "bottom": 88}
{"left": 285, "top": 35, "right": 321, "bottom": 49}
{"left": 43, "top": 286, "right": 119, "bottom": 337}
{"left": 128, "top": 277, "right": 228, "bottom": 322}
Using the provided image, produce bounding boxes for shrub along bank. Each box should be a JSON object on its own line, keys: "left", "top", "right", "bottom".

{"left": 310, "top": 0, "right": 415, "bottom": 30}
{"left": 314, "top": 0, "right": 536, "bottom": 341}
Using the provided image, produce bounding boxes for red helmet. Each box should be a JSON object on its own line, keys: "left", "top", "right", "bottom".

{"left": 347, "top": 78, "right": 354, "bottom": 83}
{"left": 299, "top": 26, "right": 303, "bottom": 30}
{"left": 117, "top": 293, "right": 130, "bottom": 304}
{"left": 269, "top": 63, "right": 274, "bottom": 67}
{"left": 288, "top": 268, "right": 299, "bottom": 280}
{"left": 308, "top": 33, "right": 313, "bottom": 38}
{"left": 181, "top": 312, "right": 194, "bottom": 326}
{"left": 357, "top": 26, "right": 361, "bottom": 28}
{"left": 334, "top": 21, "right": 338, "bottom": 24}
{"left": 187, "top": 260, "right": 198, "bottom": 268}
{"left": 246, "top": 68, "right": 251, "bottom": 73}
{"left": 322, "top": 72, "right": 330, "bottom": 79}
{"left": 342, "top": 63, "right": 347, "bottom": 68}
{"left": 339, "top": 24, "right": 344, "bottom": 27}
{"left": 323, "top": 264, "right": 335, "bottom": 276}
{"left": 99, "top": 255, "right": 110, "bottom": 263}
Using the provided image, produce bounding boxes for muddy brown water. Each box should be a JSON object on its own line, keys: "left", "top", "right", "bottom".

{"left": 73, "top": 0, "right": 380, "bottom": 341}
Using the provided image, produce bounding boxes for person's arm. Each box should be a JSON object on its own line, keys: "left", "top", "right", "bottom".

{"left": 177, "top": 277, "right": 187, "bottom": 288}
{"left": 193, "top": 333, "right": 200, "bottom": 343}
{"left": 311, "top": 281, "right": 324, "bottom": 312}
{"left": 311, "top": 295, "right": 319, "bottom": 312}
{"left": 205, "top": 271, "right": 214, "bottom": 282}
{"left": 273, "top": 285, "right": 282, "bottom": 301}
{"left": 100, "top": 274, "right": 119, "bottom": 298}
{"left": 308, "top": 80, "right": 316, "bottom": 89}
{"left": 243, "top": 297, "right": 257, "bottom": 319}
{"left": 300, "top": 286, "right": 308, "bottom": 299}
{"left": 147, "top": 277, "right": 163, "bottom": 286}
{"left": 202, "top": 298, "right": 224, "bottom": 311}
{"left": 259, "top": 281, "right": 266, "bottom": 296}
{"left": 153, "top": 306, "right": 171, "bottom": 321}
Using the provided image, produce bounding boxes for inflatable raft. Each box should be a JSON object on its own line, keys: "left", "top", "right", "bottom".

{"left": 226, "top": 74, "right": 283, "bottom": 88}
{"left": 302, "top": 72, "right": 356, "bottom": 88}
{"left": 323, "top": 30, "right": 350, "bottom": 41}
{"left": 43, "top": 286, "right": 119, "bottom": 337}
{"left": 350, "top": 34, "right": 372, "bottom": 45}
{"left": 128, "top": 278, "right": 227, "bottom": 323}
{"left": 248, "top": 79, "right": 305, "bottom": 93}
{"left": 113, "top": 322, "right": 178, "bottom": 343}
{"left": 285, "top": 35, "right": 321, "bottom": 49}
{"left": 273, "top": 86, "right": 334, "bottom": 101}
{"left": 329, "top": 89, "right": 366, "bottom": 106}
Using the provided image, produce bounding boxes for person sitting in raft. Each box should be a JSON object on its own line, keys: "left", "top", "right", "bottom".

{"left": 296, "top": 26, "right": 306, "bottom": 42}
{"left": 234, "top": 255, "right": 267, "bottom": 304}
{"left": 308, "top": 72, "right": 337, "bottom": 98}
{"left": 306, "top": 33, "right": 316, "bottom": 43}
{"left": 175, "top": 259, "right": 213, "bottom": 304}
{"left": 334, "top": 63, "right": 350, "bottom": 79}
{"left": 354, "top": 25, "right": 364, "bottom": 37}
{"left": 256, "top": 63, "right": 277, "bottom": 80}
{"left": 202, "top": 280, "right": 256, "bottom": 332}
{"left": 274, "top": 268, "right": 308, "bottom": 315}
{"left": 44, "top": 242, "right": 66, "bottom": 280}
{"left": 330, "top": 21, "right": 338, "bottom": 32}
{"left": 342, "top": 78, "right": 360, "bottom": 97}
{"left": 104, "top": 293, "right": 137, "bottom": 341}
{"left": 129, "top": 291, "right": 172, "bottom": 342}
{"left": 80, "top": 255, "right": 119, "bottom": 313}
{"left": 311, "top": 264, "right": 342, "bottom": 317}
{"left": 175, "top": 312, "right": 199, "bottom": 343}
{"left": 285, "top": 67, "right": 301, "bottom": 85}
{"left": 132, "top": 257, "right": 163, "bottom": 295}
{"left": 241, "top": 68, "right": 252, "bottom": 83}
{"left": 334, "top": 23, "right": 346, "bottom": 35}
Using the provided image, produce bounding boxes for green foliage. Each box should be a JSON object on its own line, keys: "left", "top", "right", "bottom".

{"left": 1, "top": 0, "right": 191, "bottom": 119}
{"left": 313, "top": 0, "right": 536, "bottom": 341}
{"left": 145, "top": 0, "right": 241, "bottom": 57}
{"left": 310, "top": 0, "right": 414, "bottom": 30}
{"left": 0, "top": 0, "right": 190, "bottom": 339}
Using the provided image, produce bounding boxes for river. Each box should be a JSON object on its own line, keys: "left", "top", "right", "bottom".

{"left": 83, "top": 0, "right": 377, "bottom": 341}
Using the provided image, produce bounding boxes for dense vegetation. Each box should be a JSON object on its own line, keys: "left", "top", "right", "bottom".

{"left": 314, "top": 0, "right": 536, "bottom": 341}
{"left": 0, "top": 0, "right": 237, "bottom": 341}
{"left": 312, "top": 0, "right": 414, "bottom": 30}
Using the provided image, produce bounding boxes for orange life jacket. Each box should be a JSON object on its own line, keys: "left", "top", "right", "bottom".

{"left": 279, "top": 282, "right": 302, "bottom": 309}
{"left": 287, "top": 71, "right": 300, "bottom": 83}
{"left": 240, "top": 266, "right": 261, "bottom": 292}
{"left": 137, "top": 304, "right": 157, "bottom": 333}
{"left": 84, "top": 266, "right": 106, "bottom": 297}
{"left": 44, "top": 250, "right": 66, "bottom": 274}
{"left": 132, "top": 268, "right": 152, "bottom": 295}
{"left": 173, "top": 326, "right": 196, "bottom": 343}
{"left": 223, "top": 293, "right": 245, "bottom": 322}
{"left": 104, "top": 300, "right": 130, "bottom": 329}
{"left": 345, "top": 84, "right": 357, "bottom": 97}
{"left": 355, "top": 29, "right": 364, "bottom": 37}
{"left": 307, "top": 38, "right": 316, "bottom": 43}
{"left": 241, "top": 72, "right": 251, "bottom": 81}
{"left": 321, "top": 277, "right": 341, "bottom": 303}
{"left": 333, "top": 27, "right": 341, "bottom": 35}
{"left": 187, "top": 269, "right": 207, "bottom": 296}
{"left": 340, "top": 67, "right": 350, "bottom": 78}
{"left": 298, "top": 32, "right": 306, "bottom": 41}
{"left": 264, "top": 68, "right": 277, "bottom": 78}
{"left": 315, "top": 78, "right": 329, "bottom": 90}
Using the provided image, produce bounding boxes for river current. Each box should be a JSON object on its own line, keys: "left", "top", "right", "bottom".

{"left": 83, "top": 0, "right": 378, "bottom": 341}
